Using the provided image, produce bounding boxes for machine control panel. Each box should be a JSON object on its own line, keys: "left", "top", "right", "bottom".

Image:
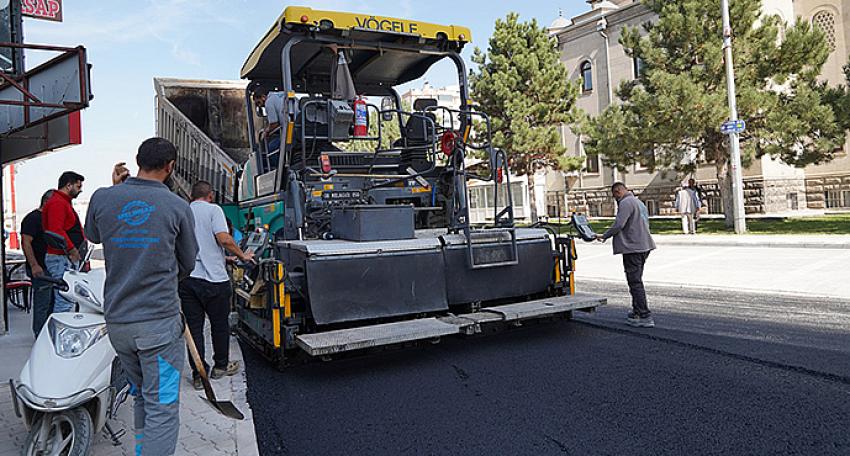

{"left": 571, "top": 213, "right": 598, "bottom": 242}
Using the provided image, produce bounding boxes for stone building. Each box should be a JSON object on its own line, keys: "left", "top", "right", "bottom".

{"left": 551, "top": 0, "right": 850, "bottom": 216}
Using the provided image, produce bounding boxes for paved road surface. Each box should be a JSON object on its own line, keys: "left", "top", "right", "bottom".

{"left": 243, "top": 283, "right": 850, "bottom": 455}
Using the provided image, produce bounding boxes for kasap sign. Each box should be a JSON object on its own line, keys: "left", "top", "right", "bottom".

{"left": 21, "top": 0, "right": 62, "bottom": 22}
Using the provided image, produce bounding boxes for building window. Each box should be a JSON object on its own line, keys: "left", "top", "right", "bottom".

{"left": 824, "top": 190, "right": 850, "bottom": 208}
{"left": 708, "top": 196, "right": 724, "bottom": 214}
{"left": 787, "top": 192, "right": 799, "bottom": 210}
{"left": 824, "top": 190, "right": 848, "bottom": 208}
{"left": 585, "top": 154, "right": 600, "bottom": 174}
{"left": 580, "top": 61, "right": 593, "bottom": 92}
{"left": 812, "top": 11, "right": 837, "bottom": 52}
{"left": 645, "top": 199, "right": 659, "bottom": 216}
{"left": 633, "top": 57, "right": 645, "bottom": 78}
{"left": 546, "top": 192, "right": 566, "bottom": 219}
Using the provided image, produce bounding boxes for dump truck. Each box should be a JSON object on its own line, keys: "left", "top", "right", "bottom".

{"left": 156, "top": 6, "right": 606, "bottom": 368}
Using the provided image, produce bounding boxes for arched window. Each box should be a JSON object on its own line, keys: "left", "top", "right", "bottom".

{"left": 580, "top": 61, "right": 593, "bottom": 92}
{"left": 812, "top": 10, "right": 837, "bottom": 52}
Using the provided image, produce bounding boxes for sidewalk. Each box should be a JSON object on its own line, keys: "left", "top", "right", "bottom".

{"left": 0, "top": 307, "right": 258, "bottom": 456}
{"left": 574, "top": 241, "right": 850, "bottom": 299}
{"left": 652, "top": 234, "right": 850, "bottom": 249}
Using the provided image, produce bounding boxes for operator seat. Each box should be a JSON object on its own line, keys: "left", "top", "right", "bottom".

{"left": 394, "top": 112, "right": 437, "bottom": 173}
{"left": 291, "top": 96, "right": 336, "bottom": 169}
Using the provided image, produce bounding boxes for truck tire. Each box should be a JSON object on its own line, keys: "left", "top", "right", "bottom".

{"left": 22, "top": 408, "right": 93, "bottom": 456}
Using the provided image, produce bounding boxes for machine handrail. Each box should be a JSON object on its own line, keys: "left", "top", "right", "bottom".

{"left": 296, "top": 99, "right": 383, "bottom": 176}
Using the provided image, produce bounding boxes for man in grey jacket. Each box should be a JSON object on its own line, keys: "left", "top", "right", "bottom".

{"left": 596, "top": 182, "right": 656, "bottom": 328}
{"left": 85, "top": 138, "right": 198, "bottom": 456}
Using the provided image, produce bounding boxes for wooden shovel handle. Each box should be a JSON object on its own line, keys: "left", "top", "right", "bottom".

{"left": 182, "top": 324, "right": 217, "bottom": 402}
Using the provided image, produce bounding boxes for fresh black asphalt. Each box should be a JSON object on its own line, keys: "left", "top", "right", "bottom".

{"left": 242, "top": 283, "right": 850, "bottom": 455}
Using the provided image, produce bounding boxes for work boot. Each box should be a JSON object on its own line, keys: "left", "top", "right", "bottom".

{"left": 210, "top": 361, "right": 240, "bottom": 379}
{"left": 626, "top": 313, "right": 655, "bottom": 328}
{"left": 191, "top": 375, "right": 203, "bottom": 391}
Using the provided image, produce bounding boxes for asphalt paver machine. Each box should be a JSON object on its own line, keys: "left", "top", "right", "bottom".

{"left": 232, "top": 6, "right": 605, "bottom": 366}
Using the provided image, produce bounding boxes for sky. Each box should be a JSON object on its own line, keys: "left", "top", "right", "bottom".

{"left": 6, "top": 0, "right": 585, "bottom": 216}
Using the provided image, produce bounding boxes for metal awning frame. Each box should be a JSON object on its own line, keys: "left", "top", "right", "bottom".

{"left": 0, "top": 42, "right": 90, "bottom": 136}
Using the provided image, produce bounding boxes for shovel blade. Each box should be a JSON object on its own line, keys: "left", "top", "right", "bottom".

{"left": 199, "top": 396, "right": 244, "bottom": 420}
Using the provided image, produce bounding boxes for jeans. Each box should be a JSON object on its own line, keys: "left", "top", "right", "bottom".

{"left": 108, "top": 316, "right": 184, "bottom": 456}
{"left": 44, "top": 254, "right": 73, "bottom": 313}
{"left": 31, "top": 276, "right": 55, "bottom": 336}
{"left": 178, "top": 278, "right": 232, "bottom": 375}
{"left": 623, "top": 251, "right": 651, "bottom": 318}
{"left": 267, "top": 135, "right": 280, "bottom": 153}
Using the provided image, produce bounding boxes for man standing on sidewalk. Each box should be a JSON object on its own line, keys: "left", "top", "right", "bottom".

{"left": 675, "top": 180, "right": 701, "bottom": 235}
{"left": 42, "top": 171, "right": 86, "bottom": 313}
{"left": 181, "top": 180, "right": 254, "bottom": 390}
{"left": 85, "top": 138, "right": 198, "bottom": 456}
{"left": 689, "top": 178, "right": 704, "bottom": 231}
{"left": 21, "top": 190, "right": 54, "bottom": 336}
{"left": 596, "top": 182, "right": 657, "bottom": 328}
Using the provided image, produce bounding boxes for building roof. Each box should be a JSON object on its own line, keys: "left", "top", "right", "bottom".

{"left": 549, "top": 15, "right": 571, "bottom": 31}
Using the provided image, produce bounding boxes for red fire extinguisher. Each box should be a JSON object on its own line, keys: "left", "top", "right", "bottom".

{"left": 353, "top": 96, "right": 368, "bottom": 137}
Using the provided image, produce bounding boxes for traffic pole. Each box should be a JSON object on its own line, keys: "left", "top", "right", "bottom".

{"left": 9, "top": 164, "right": 17, "bottom": 249}
{"left": 721, "top": 0, "right": 747, "bottom": 234}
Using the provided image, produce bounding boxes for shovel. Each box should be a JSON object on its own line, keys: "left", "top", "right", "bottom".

{"left": 183, "top": 325, "right": 244, "bottom": 420}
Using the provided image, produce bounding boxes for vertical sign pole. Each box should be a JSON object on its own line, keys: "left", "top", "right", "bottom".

{"left": 722, "top": 0, "right": 747, "bottom": 234}
{"left": 1, "top": 161, "right": 7, "bottom": 334}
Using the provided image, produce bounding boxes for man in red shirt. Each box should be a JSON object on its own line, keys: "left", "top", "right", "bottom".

{"left": 42, "top": 171, "right": 86, "bottom": 313}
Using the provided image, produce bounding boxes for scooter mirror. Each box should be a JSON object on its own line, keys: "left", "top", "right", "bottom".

{"left": 82, "top": 242, "right": 95, "bottom": 264}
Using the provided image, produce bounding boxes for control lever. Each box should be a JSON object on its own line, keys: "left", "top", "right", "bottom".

{"left": 405, "top": 166, "right": 431, "bottom": 188}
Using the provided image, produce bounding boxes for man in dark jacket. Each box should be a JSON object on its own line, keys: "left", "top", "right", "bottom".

{"left": 85, "top": 138, "right": 198, "bottom": 456}
{"left": 597, "top": 182, "right": 657, "bottom": 327}
{"left": 21, "top": 190, "right": 54, "bottom": 335}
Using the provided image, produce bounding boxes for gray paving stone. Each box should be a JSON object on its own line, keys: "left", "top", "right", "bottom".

{"left": 0, "top": 325, "right": 258, "bottom": 455}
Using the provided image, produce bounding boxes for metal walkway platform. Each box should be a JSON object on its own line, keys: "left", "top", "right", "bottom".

{"left": 295, "top": 293, "right": 606, "bottom": 356}
{"left": 296, "top": 318, "right": 460, "bottom": 356}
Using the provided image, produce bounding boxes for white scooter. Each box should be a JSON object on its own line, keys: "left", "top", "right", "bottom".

{"left": 9, "top": 233, "right": 128, "bottom": 456}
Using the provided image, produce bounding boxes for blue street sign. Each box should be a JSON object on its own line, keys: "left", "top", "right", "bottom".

{"left": 720, "top": 119, "right": 746, "bottom": 134}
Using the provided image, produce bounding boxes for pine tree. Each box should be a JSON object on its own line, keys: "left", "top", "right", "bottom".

{"left": 338, "top": 100, "right": 406, "bottom": 152}
{"left": 470, "top": 13, "right": 581, "bottom": 222}
{"left": 822, "top": 63, "right": 850, "bottom": 133}
{"left": 582, "top": 0, "right": 844, "bottom": 226}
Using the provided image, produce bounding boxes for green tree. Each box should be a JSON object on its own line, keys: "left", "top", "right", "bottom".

{"left": 822, "top": 62, "right": 850, "bottom": 133}
{"left": 338, "top": 101, "right": 405, "bottom": 152}
{"left": 582, "top": 0, "right": 844, "bottom": 226}
{"left": 470, "top": 13, "right": 581, "bottom": 222}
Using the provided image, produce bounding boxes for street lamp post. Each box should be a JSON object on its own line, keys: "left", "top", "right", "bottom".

{"left": 596, "top": 17, "right": 619, "bottom": 184}
{"left": 721, "top": 0, "right": 747, "bottom": 234}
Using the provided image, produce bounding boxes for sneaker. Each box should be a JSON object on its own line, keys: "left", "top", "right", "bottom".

{"left": 626, "top": 314, "right": 655, "bottom": 328}
{"left": 210, "top": 361, "right": 240, "bottom": 379}
{"left": 191, "top": 375, "right": 203, "bottom": 391}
